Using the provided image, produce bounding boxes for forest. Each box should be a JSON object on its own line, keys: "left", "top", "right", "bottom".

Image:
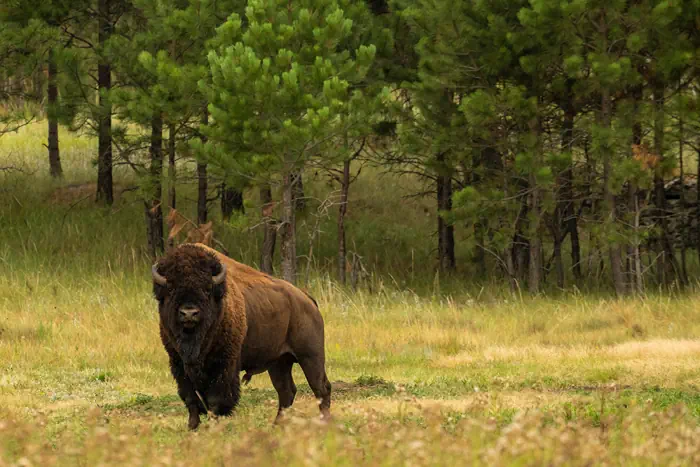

{"left": 2, "top": 0, "right": 699, "bottom": 294}
{"left": 3, "top": 1, "right": 700, "bottom": 465}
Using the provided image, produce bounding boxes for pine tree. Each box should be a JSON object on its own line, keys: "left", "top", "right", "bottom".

{"left": 201, "top": 0, "right": 377, "bottom": 284}
{"left": 0, "top": 0, "right": 84, "bottom": 178}
{"left": 137, "top": 1, "right": 248, "bottom": 229}
{"left": 110, "top": 0, "right": 242, "bottom": 257}
{"left": 0, "top": 19, "right": 53, "bottom": 138}
{"left": 628, "top": 0, "right": 695, "bottom": 287}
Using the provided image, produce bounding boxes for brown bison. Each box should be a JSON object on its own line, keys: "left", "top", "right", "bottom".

{"left": 151, "top": 243, "right": 331, "bottom": 430}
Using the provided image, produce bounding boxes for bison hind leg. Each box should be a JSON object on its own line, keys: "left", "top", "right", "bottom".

{"left": 268, "top": 355, "right": 297, "bottom": 424}
{"left": 298, "top": 355, "right": 332, "bottom": 421}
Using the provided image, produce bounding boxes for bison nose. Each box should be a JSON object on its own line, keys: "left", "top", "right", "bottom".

{"left": 179, "top": 307, "right": 200, "bottom": 321}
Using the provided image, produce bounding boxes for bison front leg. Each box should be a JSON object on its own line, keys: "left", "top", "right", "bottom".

{"left": 186, "top": 399, "right": 203, "bottom": 430}
{"left": 179, "top": 380, "right": 206, "bottom": 431}
{"left": 205, "top": 363, "right": 241, "bottom": 418}
{"left": 169, "top": 355, "right": 205, "bottom": 430}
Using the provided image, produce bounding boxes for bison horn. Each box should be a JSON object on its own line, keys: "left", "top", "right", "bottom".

{"left": 152, "top": 264, "right": 167, "bottom": 286}
{"left": 212, "top": 263, "right": 226, "bottom": 285}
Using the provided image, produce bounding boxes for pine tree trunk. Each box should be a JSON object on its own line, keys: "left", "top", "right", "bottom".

{"left": 581, "top": 135, "right": 593, "bottom": 278}
{"left": 678, "top": 96, "right": 688, "bottom": 284}
{"left": 697, "top": 144, "right": 700, "bottom": 266}
{"left": 221, "top": 184, "right": 244, "bottom": 220}
{"left": 96, "top": 0, "right": 113, "bottom": 205}
{"left": 633, "top": 195, "right": 643, "bottom": 293}
{"left": 281, "top": 170, "right": 297, "bottom": 284}
{"left": 601, "top": 86, "right": 625, "bottom": 296}
{"left": 469, "top": 151, "right": 486, "bottom": 277}
{"left": 474, "top": 221, "right": 486, "bottom": 277}
{"left": 513, "top": 196, "right": 530, "bottom": 284}
{"left": 555, "top": 91, "right": 576, "bottom": 288}
{"left": 197, "top": 109, "right": 208, "bottom": 225}
{"left": 168, "top": 123, "right": 176, "bottom": 209}
{"left": 528, "top": 116, "right": 542, "bottom": 294}
{"left": 652, "top": 81, "right": 678, "bottom": 285}
{"left": 338, "top": 159, "right": 351, "bottom": 285}
{"left": 292, "top": 169, "right": 305, "bottom": 211}
{"left": 569, "top": 202, "right": 581, "bottom": 281}
{"left": 260, "top": 185, "right": 277, "bottom": 275}
{"left": 47, "top": 49, "right": 62, "bottom": 179}
{"left": 528, "top": 180, "right": 542, "bottom": 293}
{"left": 628, "top": 86, "right": 643, "bottom": 293}
{"left": 436, "top": 151, "right": 455, "bottom": 272}
{"left": 550, "top": 220, "right": 564, "bottom": 289}
{"left": 145, "top": 113, "right": 164, "bottom": 260}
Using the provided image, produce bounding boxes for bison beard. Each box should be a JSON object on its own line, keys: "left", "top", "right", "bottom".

{"left": 152, "top": 243, "right": 332, "bottom": 430}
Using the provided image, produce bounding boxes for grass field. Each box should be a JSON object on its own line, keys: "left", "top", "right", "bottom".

{"left": 3, "top": 123, "right": 700, "bottom": 465}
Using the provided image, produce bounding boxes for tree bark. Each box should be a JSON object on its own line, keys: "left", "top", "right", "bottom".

{"left": 581, "top": 135, "right": 592, "bottom": 277}
{"left": 474, "top": 221, "right": 486, "bottom": 277}
{"left": 678, "top": 91, "right": 688, "bottom": 284}
{"left": 280, "top": 169, "right": 297, "bottom": 284}
{"left": 652, "top": 80, "right": 678, "bottom": 286}
{"left": 197, "top": 109, "right": 208, "bottom": 225}
{"left": 96, "top": 0, "right": 113, "bottom": 205}
{"left": 145, "top": 113, "right": 164, "bottom": 260}
{"left": 697, "top": 143, "right": 700, "bottom": 266}
{"left": 47, "top": 48, "right": 62, "bottom": 178}
{"left": 168, "top": 123, "right": 176, "bottom": 209}
{"left": 469, "top": 148, "right": 488, "bottom": 277}
{"left": 338, "top": 159, "right": 350, "bottom": 285}
{"left": 555, "top": 88, "right": 577, "bottom": 288}
{"left": 527, "top": 116, "right": 542, "bottom": 294}
{"left": 528, "top": 178, "right": 542, "bottom": 293}
{"left": 436, "top": 151, "right": 456, "bottom": 272}
{"left": 292, "top": 169, "right": 305, "bottom": 211}
{"left": 260, "top": 185, "right": 276, "bottom": 275}
{"left": 221, "top": 184, "right": 244, "bottom": 220}
{"left": 627, "top": 86, "right": 643, "bottom": 293}
{"left": 513, "top": 196, "right": 530, "bottom": 284}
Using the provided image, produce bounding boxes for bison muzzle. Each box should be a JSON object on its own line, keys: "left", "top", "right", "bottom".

{"left": 152, "top": 243, "right": 331, "bottom": 430}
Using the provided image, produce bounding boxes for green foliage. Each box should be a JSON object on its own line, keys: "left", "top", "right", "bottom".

{"left": 199, "top": 0, "right": 378, "bottom": 186}
{"left": 3, "top": 0, "right": 700, "bottom": 291}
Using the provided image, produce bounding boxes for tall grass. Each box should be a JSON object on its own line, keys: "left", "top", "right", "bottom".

{"left": 3, "top": 122, "right": 700, "bottom": 465}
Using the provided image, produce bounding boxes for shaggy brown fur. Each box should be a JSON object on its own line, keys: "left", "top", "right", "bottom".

{"left": 153, "top": 243, "right": 331, "bottom": 430}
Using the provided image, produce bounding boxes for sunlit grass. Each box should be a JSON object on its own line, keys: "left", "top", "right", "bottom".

{"left": 3, "top": 122, "right": 700, "bottom": 465}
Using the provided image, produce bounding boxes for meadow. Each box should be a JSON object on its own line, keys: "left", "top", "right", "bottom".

{"left": 2, "top": 123, "right": 700, "bottom": 465}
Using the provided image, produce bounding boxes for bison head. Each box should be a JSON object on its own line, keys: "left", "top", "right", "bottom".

{"left": 151, "top": 245, "right": 227, "bottom": 363}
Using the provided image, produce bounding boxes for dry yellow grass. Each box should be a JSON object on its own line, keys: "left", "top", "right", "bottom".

{"left": 4, "top": 122, "right": 700, "bottom": 465}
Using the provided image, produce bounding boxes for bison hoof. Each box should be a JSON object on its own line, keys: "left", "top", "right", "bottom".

{"left": 273, "top": 408, "right": 290, "bottom": 425}
{"left": 188, "top": 416, "right": 201, "bottom": 431}
{"left": 320, "top": 409, "right": 332, "bottom": 423}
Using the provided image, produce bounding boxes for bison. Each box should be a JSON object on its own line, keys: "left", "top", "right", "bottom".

{"left": 151, "top": 243, "right": 331, "bottom": 430}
